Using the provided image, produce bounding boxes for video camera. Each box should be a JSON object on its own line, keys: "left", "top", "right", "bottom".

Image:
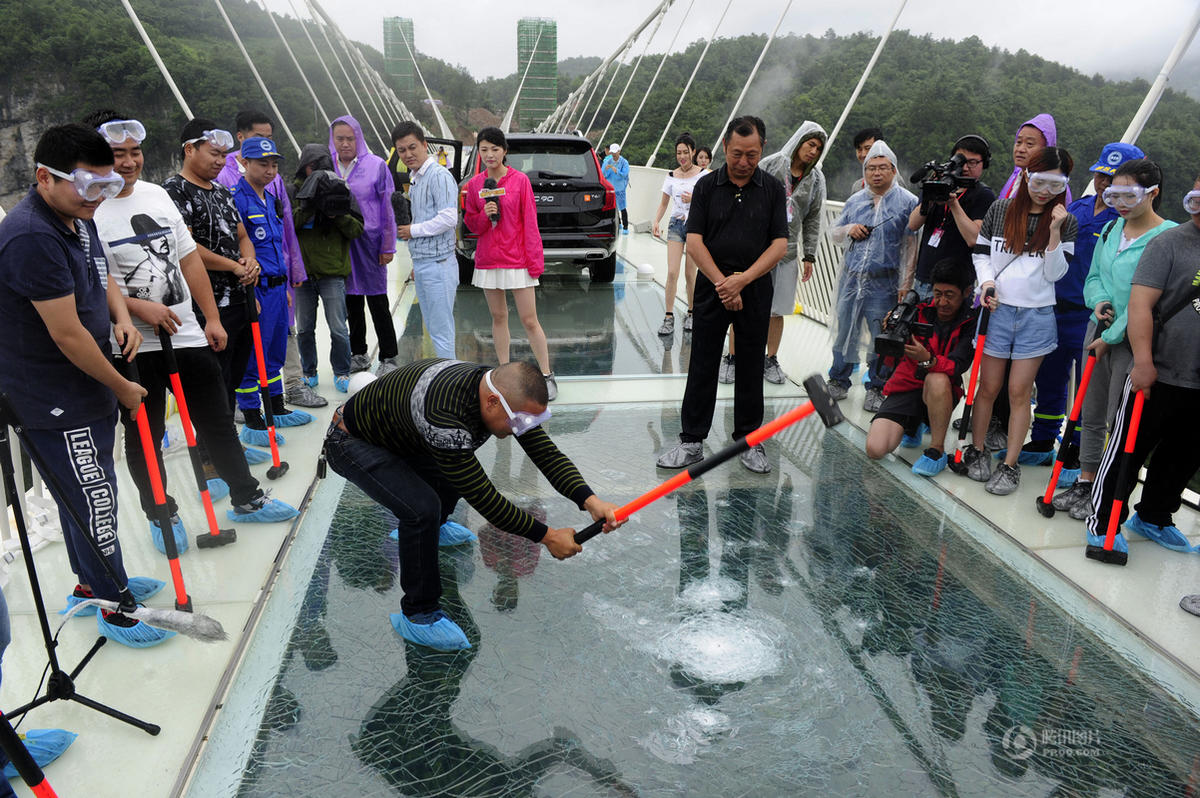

{"left": 875, "top": 290, "right": 933, "bottom": 359}
{"left": 909, "top": 152, "right": 976, "bottom": 215}
{"left": 296, "top": 170, "right": 356, "bottom": 219}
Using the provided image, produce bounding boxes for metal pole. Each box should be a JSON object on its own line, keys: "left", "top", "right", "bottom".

{"left": 711, "top": 0, "right": 793, "bottom": 156}
{"left": 598, "top": 6, "right": 669, "bottom": 146}
{"left": 118, "top": 0, "right": 193, "bottom": 118}
{"left": 287, "top": 0, "right": 351, "bottom": 119}
{"left": 585, "top": 47, "right": 629, "bottom": 140}
{"left": 257, "top": 0, "right": 329, "bottom": 125}
{"left": 1121, "top": 3, "right": 1200, "bottom": 144}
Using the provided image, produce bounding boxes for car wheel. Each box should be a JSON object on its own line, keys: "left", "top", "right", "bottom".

{"left": 588, "top": 253, "right": 616, "bottom": 283}
{"left": 456, "top": 252, "right": 475, "bottom": 285}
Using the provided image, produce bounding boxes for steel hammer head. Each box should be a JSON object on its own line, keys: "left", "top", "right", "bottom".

{"left": 802, "top": 374, "right": 845, "bottom": 429}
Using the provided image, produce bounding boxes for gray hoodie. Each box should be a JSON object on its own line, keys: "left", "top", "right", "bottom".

{"left": 759, "top": 120, "right": 827, "bottom": 263}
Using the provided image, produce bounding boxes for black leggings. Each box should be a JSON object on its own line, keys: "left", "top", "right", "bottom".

{"left": 346, "top": 293, "right": 398, "bottom": 360}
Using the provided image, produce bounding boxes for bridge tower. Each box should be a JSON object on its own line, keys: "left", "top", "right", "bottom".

{"left": 516, "top": 18, "right": 557, "bottom": 131}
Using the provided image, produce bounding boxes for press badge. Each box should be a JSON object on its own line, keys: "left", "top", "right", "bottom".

{"left": 928, "top": 227, "right": 944, "bottom": 248}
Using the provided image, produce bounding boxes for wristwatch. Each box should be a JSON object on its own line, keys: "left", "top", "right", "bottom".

{"left": 919, "top": 356, "right": 936, "bottom": 369}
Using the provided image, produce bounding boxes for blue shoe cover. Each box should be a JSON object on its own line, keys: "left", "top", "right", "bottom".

{"left": 60, "top": 576, "right": 165, "bottom": 617}
{"left": 97, "top": 613, "right": 176, "bottom": 648}
{"left": 1086, "top": 530, "right": 1129, "bottom": 554}
{"left": 2, "top": 728, "right": 78, "bottom": 779}
{"left": 272, "top": 408, "right": 313, "bottom": 428}
{"left": 1057, "top": 467, "right": 1080, "bottom": 488}
{"left": 335, "top": 375, "right": 350, "bottom": 393}
{"left": 389, "top": 611, "right": 470, "bottom": 651}
{"left": 150, "top": 516, "right": 189, "bottom": 556}
{"left": 1017, "top": 448, "right": 1056, "bottom": 466}
{"left": 243, "top": 446, "right": 271, "bottom": 465}
{"left": 388, "top": 528, "right": 398, "bottom": 541}
{"left": 438, "top": 521, "right": 476, "bottom": 546}
{"left": 901, "top": 423, "right": 928, "bottom": 449}
{"left": 204, "top": 478, "right": 230, "bottom": 502}
{"left": 303, "top": 374, "right": 318, "bottom": 388}
{"left": 240, "top": 426, "right": 285, "bottom": 448}
{"left": 1124, "top": 513, "right": 1196, "bottom": 553}
{"left": 226, "top": 497, "right": 299, "bottom": 523}
{"left": 911, "top": 452, "right": 948, "bottom": 477}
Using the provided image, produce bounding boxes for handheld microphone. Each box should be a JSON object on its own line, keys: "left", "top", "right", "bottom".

{"left": 483, "top": 177, "right": 502, "bottom": 226}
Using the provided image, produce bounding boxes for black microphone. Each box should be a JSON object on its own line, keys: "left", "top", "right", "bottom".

{"left": 483, "top": 177, "right": 501, "bottom": 226}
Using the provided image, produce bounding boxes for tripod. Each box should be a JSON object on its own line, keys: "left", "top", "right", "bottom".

{"left": 0, "top": 395, "right": 159, "bottom": 735}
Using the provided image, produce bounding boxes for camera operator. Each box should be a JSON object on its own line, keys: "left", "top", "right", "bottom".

{"left": 906, "top": 135, "right": 995, "bottom": 300}
{"left": 866, "top": 259, "right": 978, "bottom": 477}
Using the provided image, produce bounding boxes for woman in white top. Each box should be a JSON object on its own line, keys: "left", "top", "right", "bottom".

{"left": 650, "top": 133, "right": 705, "bottom": 335}
{"left": 967, "top": 146, "right": 1077, "bottom": 496}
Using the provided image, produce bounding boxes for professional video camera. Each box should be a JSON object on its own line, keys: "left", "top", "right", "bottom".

{"left": 296, "top": 170, "right": 357, "bottom": 219}
{"left": 875, "top": 290, "right": 933, "bottom": 359}
{"left": 909, "top": 152, "right": 976, "bottom": 215}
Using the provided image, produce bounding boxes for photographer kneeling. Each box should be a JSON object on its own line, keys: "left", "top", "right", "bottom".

{"left": 866, "top": 259, "right": 978, "bottom": 477}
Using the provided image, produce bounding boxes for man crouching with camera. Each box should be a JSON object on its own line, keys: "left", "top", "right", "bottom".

{"left": 866, "top": 259, "right": 978, "bottom": 477}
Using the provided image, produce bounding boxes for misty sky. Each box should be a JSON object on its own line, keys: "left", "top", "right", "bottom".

{"left": 262, "top": 0, "right": 1200, "bottom": 91}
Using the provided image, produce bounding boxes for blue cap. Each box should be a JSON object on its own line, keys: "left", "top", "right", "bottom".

{"left": 1090, "top": 142, "right": 1144, "bottom": 175}
{"left": 241, "top": 136, "right": 283, "bottom": 160}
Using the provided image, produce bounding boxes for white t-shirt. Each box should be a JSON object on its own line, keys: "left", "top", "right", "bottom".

{"left": 660, "top": 169, "right": 706, "bottom": 220}
{"left": 95, "top": 181, "right": 207, "bottom": 352}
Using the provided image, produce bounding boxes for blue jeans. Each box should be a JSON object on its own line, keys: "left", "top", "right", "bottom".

{"left": 296, "top": 277, "right": 351, "bottom": 378}
{"left": 411, "top": 254, "right": 458, "bottom": 359}
{"left": 829, "top": 280, "right": 895, "bottom": 391}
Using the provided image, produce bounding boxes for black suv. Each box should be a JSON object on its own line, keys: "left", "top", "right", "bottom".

{"left": 456, "top": 133, "right": 619, "bottom": 283}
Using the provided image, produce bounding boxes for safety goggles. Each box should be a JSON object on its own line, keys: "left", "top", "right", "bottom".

{"left": 1184, "top": 190, "right": 1200, "bottom": 215}
{"left": 36, "top": 163, "right": 124, "bottom": 201}
{"left": 1025, "top": 171, "right": 1069, "bottom": 195}
{"left": 485, "top": 370, "right": 551, "bottom": 436}
{"left": 98, "top": 119, "right": 146, "bottom": 145}
{"left": 184, "top": 128, "right": 235, "bottom": 152}
{"left": 1102, "top": 184, "right": 1156, "bottom": 210}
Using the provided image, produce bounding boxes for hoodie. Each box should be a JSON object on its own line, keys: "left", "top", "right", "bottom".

{"left": 292, "top": 143, "right": 363, "bottom": 280}
{"left": 759, "top": 120, "right": 828, "bottom": 263}
{"left": 998, "top": 114, "right": 1073, "bottom": 204}
{"left": 328, "top": 115, "right": 397, "bottom": 295}
{"left": 831, "top": 140, "right": 919, "bottom": 282}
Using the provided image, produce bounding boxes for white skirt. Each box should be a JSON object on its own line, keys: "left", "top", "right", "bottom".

{"left": 472, "top": 267, "right": 540, "bottom": 290}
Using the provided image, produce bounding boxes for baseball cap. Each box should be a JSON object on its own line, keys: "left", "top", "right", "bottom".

{"left": 609, "top": 143, "right": 620, "bottom": 154}
{"left": 241, "top": 136, "right": 284, "bottom": 160}
{"left": 1090, "top": 142, "right": 1144, "bottom": 176}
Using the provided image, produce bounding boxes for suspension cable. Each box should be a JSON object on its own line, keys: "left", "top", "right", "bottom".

{"left": 619, "top": 0, "right": 696, "bottom": 151}
{"left": 256, "top": 0, "right": 328, "bottom": 125}
{"left": 118, "top": 0, "right": 193, "bottom": 118}
{"left": 712, "top": 0, "right": 793, "bottom": 157}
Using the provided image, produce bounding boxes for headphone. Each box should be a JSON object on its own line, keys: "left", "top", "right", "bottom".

{"left": 952, "top": 134, "right": 991, "bottom": 169}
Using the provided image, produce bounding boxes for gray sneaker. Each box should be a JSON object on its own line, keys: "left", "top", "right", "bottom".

{"left": 233, "top": 407, "right": 245, "bottom": 425}
{"left": 286, "top": 382, "right": 328, "bottom": 408}
{"left": 349, "top": 354, "right": 373, "bottom": 373}
{"left": 1069, "top": 495, "right": 1094, "bottom": 521}
{"left": 985, "top": 417, "right": 1007, "bottom": 452}
{"left": 763, "top": 356, "right": 786, "bottom": 385}
{"left": 739, "top": 443, "right": 770, "bottom": 473}
{"left": 985, "top": 462, "right": 1021, "bottom": 495}
{"left": 1052, "top": 480, "right": 1092, "bottom": 513}
{"left": 863, "top": 387, "right": 884, "bottom": 413}
{"left": 826, "top": 379, "right": 849, "bottom": 401}
{"left": 965, "top": 445, "right": 992, "bottom": 482}
{"left": 544, "top": 372, "right": 558, "bottom": 402}
{"left": 656, "top": 441, "right": 702, "bottom": 469}
{"left": 376, "top": 357, "right": 399, "bottom": 377}
{"left": 718, "top": 354, "right": 735, "bottom": 384}
{"left": 657, "top": 314, "right": 675, "bottom": 336}
{"left": 682, "top": 312, "right": 693, "bottom": 332}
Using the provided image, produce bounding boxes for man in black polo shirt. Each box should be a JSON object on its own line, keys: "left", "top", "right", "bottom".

{"left": 656, "top": 116, "right": 788, "bottom": 474}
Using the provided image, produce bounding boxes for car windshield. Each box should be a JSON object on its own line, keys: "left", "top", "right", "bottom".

{"left": 505, "top": 141, "right": 596, "bottom": 180}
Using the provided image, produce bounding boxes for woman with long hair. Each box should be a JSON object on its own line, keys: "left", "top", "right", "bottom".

{"left": 966, "top": 146, "right": 1077, "bottom": 495}
{"left": 463, "top": 127, "right": 556, "bottom": 399}
{"left": 650, "top": 133, "right": 705, "bottom": 335}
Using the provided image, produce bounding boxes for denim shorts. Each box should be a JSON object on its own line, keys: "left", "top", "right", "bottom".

{"left": 983, "top": 303, "right": 1057, "bottom": 360}
{"left": 667, "top": 217, "right": 687, "bottom": 243}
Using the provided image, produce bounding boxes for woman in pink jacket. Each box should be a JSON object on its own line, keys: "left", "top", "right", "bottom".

{"left": 463, "top": 127, "right": 556, "bottom": 400}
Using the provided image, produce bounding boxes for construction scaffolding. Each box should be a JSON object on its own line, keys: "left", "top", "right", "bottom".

{"left": 383, "top": 17, "right": 416, "bottom": 94}
{"left": 516, "top": 18, "right": 557, "bottom": 131}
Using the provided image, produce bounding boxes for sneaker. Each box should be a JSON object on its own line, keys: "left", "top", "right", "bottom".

{"left": 682, "top": 312, "right": 693, "bottom": 332}
{"left": 1181, "top": 595, "right": 1200, "bottom": 617}
{"left": 233, "top": 407, "right": 245, "bottom": 425}
{"left": 656, "top": 440, "right": 703, "bottom": 469}
{"left": 1124, "top": 512, "right": 1196, "bottom": 553}
{"left": 964, "top": 445, "right": 991, "bottom": 482}
{"left": 658, "top": 314, "right": 675, "bottom": 336}
{"left": 1017, "top": 440, "right": 1056, "bottom": 466}
{"left": 97, "top": 609, "right": 175, "bottom": 648}
{"left": 763, "top": 356, "right": 786, "bottom": 385}
{"left": 149, "top": 515, "right": 188, "bottom": 555}
{"left": 389, "top": 610, "right": 470, "bottom": 651}
{"left": 901, "top": 422, "right": 928, "bottom": 449}
{"left": 1, "top": 728, "right": 77, "bottom": 779}
{"left": 334, "top": 374, "right": 350, "bottom": 393}
{"left": 61, "top": 576, "right": 164, "bottom": 617}
{"left": 286, "top": 382, "right": 328, "bottom": 409}
{"left": 349, "top": 354, "right": 372, "bottom": 373}
{"left": 302, "top": 374, "right": 318, "bottom": 388}
{"left": 739, "top": 443, "right": 770, "bottom": 474}
{"left": 544, "top": 372, "right": 558, "bottom": 402}
{"left": 228, "top": 491, "right": 300, "bottom": 523}
{"left": 826, "top": 379, "right": 848, "bottom": 401}
{"left": 985, "top": 417, "right": 1007, "bottom": 452}
{"left": 1052, "top": 480, "right": 1092, "bottom": 513}
{"left": 377, "top": 357, "right": 400, "bottom": 377}
{"left": 912, "top": 448, "right": 948, "bottom": 477}
{"left": 1069, "top": 497, "right": 1094, "bottom": 521}
{"left": 718, "top": 354, "right": 735, "bottom": 384}
{"left": 985, "top": 462, "right": 1021, "bottom": 495}
{"left": 863, "top": 387, "right": 884, "bottom": 413}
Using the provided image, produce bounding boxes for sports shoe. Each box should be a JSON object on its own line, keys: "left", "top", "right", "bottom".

{"left": 682, "top": 312, "right": 693, "bottom": 332}
{"left": 1181, "top": 595, "right": 1200, "bottom": 617}
{"left": 377, "top": 357, "right": 400, "bottom": 377}
{"left": 901, "top": 423, "right": 928, "bottom": 449}
{"left": 718, "top": 354, "right": 735, "bottom": 384}
{"left": 228, "top": 491, "right": 300, "bottom": 523}
{"left": 243, "top": 446, "right": 271, "bottom": 465}
{"left": 985, "top": 417, "right": 1007, "bottom": 452}
{"left": 1069, "top": 497, "right": 1094, "bottom": 521}
{"left": 985, "top": 462, "right": 1021, "bottom": 495}
{"left": 1017, "top": 440, "right": 1056, "bottom": 466}
{"left": 739, "top": 443, "right": 770, "bottom": 474}
{"left": 233, "top": 407, "right": 245, "bottom": 425}
{"left": 826, "top": 380, "right": 849, "bottom": 401}
{"left": 334, "top": 374, "right": 350, "bottom": 393}
{"left": 349, "top": 354, "right": 372, "bottom": 373}
{"left": 204, "top": 477, "right": 229, "bottom": 502}
{"left": 1124, "top": 512, "right": 1196, "bottom": 553}
{"left": 1052, "top": 480, "right": 1092, "bottom": 513}
{"left": 763, "top": 356, "right": 786, "bottom": 385}
{"left": 544, "top": 372, "right": 558, "bottom": 402}
{"left": 389, "top": 610, "right": 470, "bottom": 651}
{"left": 912, "top": 448, "right": 947, "bottom": 477}
{"left": 438, "top": 520, "right": 477, "bottom": 546}
{"left": 97, "top": 610, "right": 175, "bottom": 648}
{"left": 61, "top": 576, "right": 165, "bottom": 617}
{"left": 863, "top": 387, "right": 884, "bottom": 413}
{"left": 149, "top": 515, "right": 188, "bottom": 555}
{"left": 1, "top": 728, "right": 77, "bottom": 779}
{"left": 302, "top": 374, "right": 318, "bottom": 388}
{"left": 658, "top": 314, "right": 675, "bottom": 335}
{"left": 286, "top": 382, "right": 327, "bottom": 408}
{"left": 657, "top": 440, "right": 703, "bottom": 469}
{"left": 270, "top": 395, "right": 314, "bottom": 427}
{"left": 964, "top": 445, "right": 991, "bottom": 482}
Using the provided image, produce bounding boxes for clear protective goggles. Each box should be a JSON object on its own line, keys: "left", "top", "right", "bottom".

{"left": 485, "top": 370, "right": 551, "bottom": 436}
{"left": 1184, "top": 190, "right": 1200, "bottom": 215}
{"left": 1025, "top": 171, "right": 1070, "bottom": 195}
{"left": 184, "top": 128, "right": 235, "bottom": 152}
{"left": 98, "top": 119, "right": 146, "bottom": 145}
{"left": 36, "top": 163, "right": 124, "bottom": 201}
{"left": 1102, "top": 184, "right": 1157, "bottom": 210}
